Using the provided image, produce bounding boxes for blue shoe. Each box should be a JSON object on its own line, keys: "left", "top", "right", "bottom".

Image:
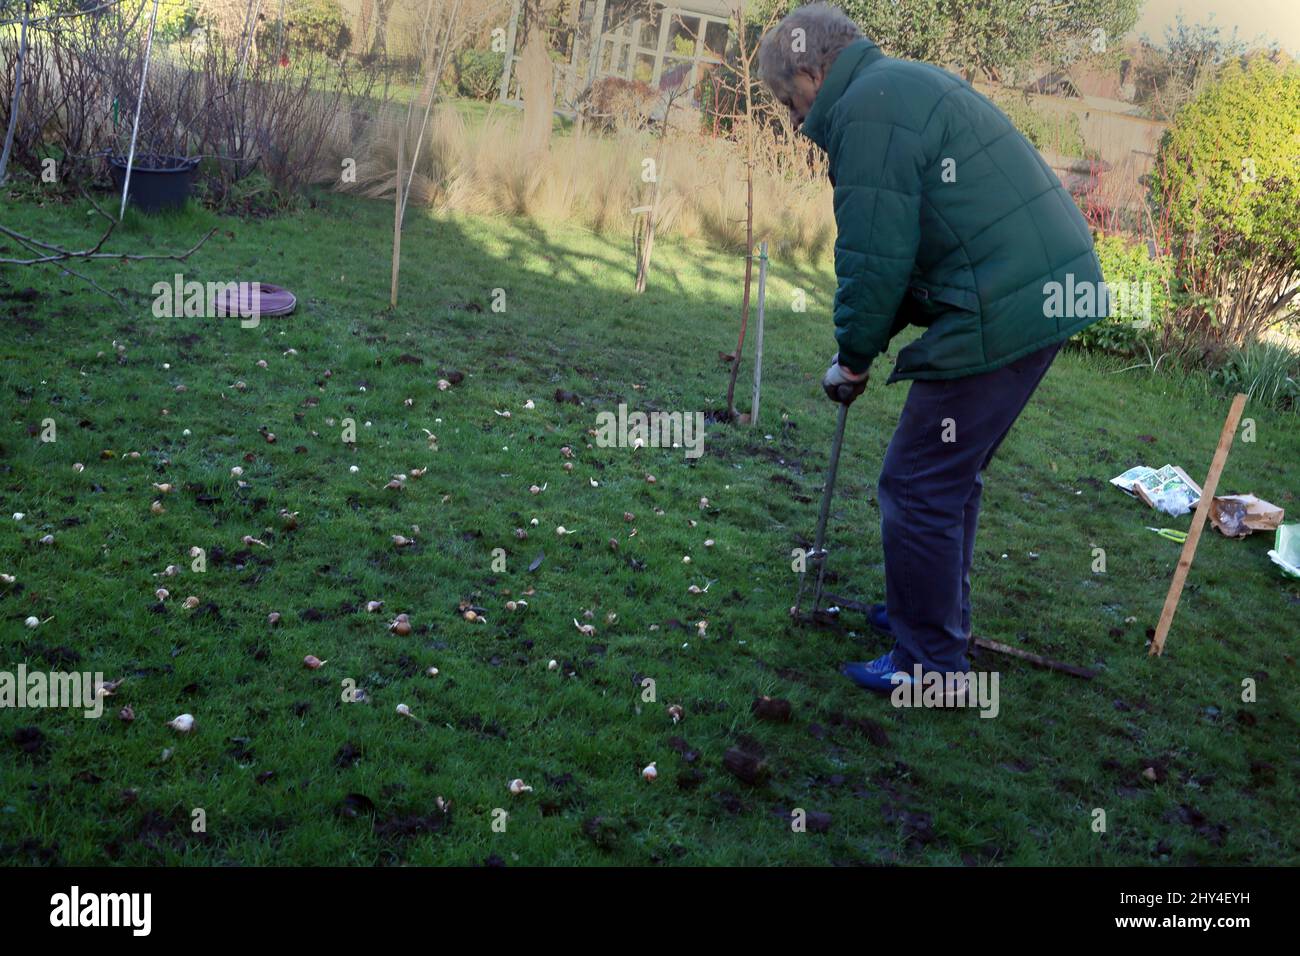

{"left": 867, "top": 603, "right": 892, "bottom": 636}
{"left": 841, "top": 652, "right": 913, "bottom": 694}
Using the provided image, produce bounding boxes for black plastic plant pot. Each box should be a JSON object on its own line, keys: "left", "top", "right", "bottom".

{"left": 108, "top": 154, "right": 200, "bottom": 213}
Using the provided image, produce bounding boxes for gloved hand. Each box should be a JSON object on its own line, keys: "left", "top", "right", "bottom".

{"left": 822, "top": 354, "right": 869, "bottom": 404}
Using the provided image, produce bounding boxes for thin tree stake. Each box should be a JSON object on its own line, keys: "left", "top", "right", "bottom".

{"left": 119, "top": 0, "right": 162, "bottom": 219}
{"left": 1149, "top": 392, "right": 1248, "bottom": 656}
{"left": 235, "top": 0, "right": 265, "bottom": 88}
{"left": 274, "top": 0, "right": 290, "bottom": 64}
{"left": 750, "top": 241, "right": 768, "bottom": 423}
{"left": 0, "top": 0, "right": 31, "bottom": 186}
{"left": 390, "top": 126, "right": 405, "bottom": 308}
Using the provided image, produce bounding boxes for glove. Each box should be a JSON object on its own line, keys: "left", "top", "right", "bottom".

{"left": 822, "top": 354, "right": 868, "bottom": 405}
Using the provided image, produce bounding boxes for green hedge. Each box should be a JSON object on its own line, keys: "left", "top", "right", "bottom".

{"left": 456, "top": 50, "right": 504, "bottom": 101}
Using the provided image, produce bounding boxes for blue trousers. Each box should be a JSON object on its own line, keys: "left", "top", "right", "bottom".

{"left": 878, "top": 342, "right": 1062, "bottom": 673}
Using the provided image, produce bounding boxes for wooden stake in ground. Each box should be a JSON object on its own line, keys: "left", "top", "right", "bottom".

{"left": 749, "top": 241, "right": 768, "bottom": 424}
{"left": 390, "top": 125, "right": 405, "bottom": 309}
{"left": 1149, "top": 392, "right": 1248, "bottom": 656}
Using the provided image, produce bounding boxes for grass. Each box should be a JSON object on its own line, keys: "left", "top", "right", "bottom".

{"left": 1, "top": 187, "right": 1297, "bottom": 866}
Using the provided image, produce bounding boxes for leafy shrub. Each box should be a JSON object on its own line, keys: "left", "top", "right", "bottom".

{"left": 259, "top": 0, "right": 352, "bottom": 59}
{"left": 1209, "top": 340, "right": 1300, "bottom": 412}
{"left": 1151, "top": 56, "right": 1300, "bottom": 359}
{"left": 455, "top": 49, "right": 504, "bottom": 101}
{"left": 785, "top": 0, "right": 1141, "bottom": 80}
{"left": 991, "top": 89, "right": 1087, "bottom": 157}
{"left": 1073, "top": 234, "right": 1174, "bottom": 355}
{"left": 156, "top": 0, "right": 199, "bottom": 43}
{"left": 30, "top": 0, "right": 198, "bottom": 41}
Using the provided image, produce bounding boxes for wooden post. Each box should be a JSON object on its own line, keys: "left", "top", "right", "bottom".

{"left": 650, "top": 8, "right": 672, "bottom": 88}
{"left": 1149, "top": 392, "right": 1248, "bottom": 656}
{"left": 750, "top": 242, "right": 767, "bottom": 424}
{"left": 625, "top": 21, "right": 641, "bottom": 78}
{"left": 634, "top": 198, "right": 656, "bottom": 293}
{"left": 688, "top": 12, "right": 707, "bottom": 93}
{"left": 587, "top": 0, "right": 608, "bottom": 86}
{"left": 562, "top": 0, "right": 583, "bottom": 103}
{"left": 497, "top": 0, "right": 523, "bottom": 102}
{"left": 390, "top": 125, "right": 405, "bottom": 309}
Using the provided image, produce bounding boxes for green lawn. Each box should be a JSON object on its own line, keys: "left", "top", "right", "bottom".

{"left": 1, "top": 188, "right": 1296, "bottom": 866}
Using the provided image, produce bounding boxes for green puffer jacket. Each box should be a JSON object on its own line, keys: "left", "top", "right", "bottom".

{"left": 800, "top": 39, "right": 1106, "bottom": 381}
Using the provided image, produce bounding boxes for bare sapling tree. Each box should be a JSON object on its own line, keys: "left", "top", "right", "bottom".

{"left": 721, "top": 4, "right": 774, "bottom": 419}
{"left": 633, "top": 83, "right": 687, "bottom": 293}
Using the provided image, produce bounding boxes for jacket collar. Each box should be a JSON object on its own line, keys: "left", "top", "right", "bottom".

{"left": 800, "top": 39, "right": 884, "bottom": 150}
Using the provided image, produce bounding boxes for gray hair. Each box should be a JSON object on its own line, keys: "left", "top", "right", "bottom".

{"left": 758, "top": 3, "right": 864, "bottom": 99}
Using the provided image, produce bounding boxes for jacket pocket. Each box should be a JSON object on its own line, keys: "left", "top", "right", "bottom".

{"left": 908, "top": 281, "right": 979, "bottom": 314}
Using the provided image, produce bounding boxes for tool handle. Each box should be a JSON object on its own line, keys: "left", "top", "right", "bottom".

{"left": 810, "top": 402, "right": 849, "bottom": 555}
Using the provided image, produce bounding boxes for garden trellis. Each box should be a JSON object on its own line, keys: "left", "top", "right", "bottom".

{"left": 496, "top": 0, "right": 732, "bottom": 113}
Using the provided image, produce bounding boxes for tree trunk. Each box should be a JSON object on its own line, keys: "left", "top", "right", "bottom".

{"left": 369, "top": 0, "right": 396, "bottom": 60}
{"left": 519, "top": 19, "right": 554, "bottom": 157}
